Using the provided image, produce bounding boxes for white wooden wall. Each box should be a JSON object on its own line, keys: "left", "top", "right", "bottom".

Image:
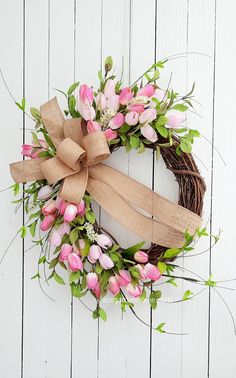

{"left": 0, "top": 1, "right": 236, "bottom": 377}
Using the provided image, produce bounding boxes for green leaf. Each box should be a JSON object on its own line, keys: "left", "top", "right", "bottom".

{"left": 49, "top": 257, "right": 58, "bottom": 269}
{"left": 182, "top": 289, "right": 193, "bottom": 301}
{"left": 67, "top": 82, "right": 80, "bottom": 96}
{"left": 53, "top": 271, "right": 65, "bottom": 285}
{"left": 95, "top": 263, "right": 103, "bottom": 274}
{"left": 156, "top": 322, "right": 165, "bottom": 333}
{"left": 130, "top": 267, "right": 141, "bottom": 279}
{"left": 98, "top": 70, "right": 104, "bottom": 84}
{"left": 79, "top": 238, "right": 90, "bottom": 257}
{"left": 166, "top": 277, "right": 177, "bottom": 287}
{"left": 31, "top": 272, "right": 40, "bottom": 280}
{"left": 109, "top": 244, "right": 120, "bottom": 253}
{"left": 130, "top": 135, "right": 140, "bottom": 150}
{"left": 139, "top": 288, "right": 147, "bottom": 302}
{"left": 173, "top": 104, "right": 188, "bottom": 112}
{"left": 156, "top": 123, "right": 168, "bottom": 138}
{"left": 157, "top": 261, "right": 166, "bottom": 274}
{"left": 29, "top": 221, "right": 37, "bottom": 237}
{"left": 12, "top": 183, "right": 20, "bottom": 196}
{"left": 69, "top": 229, "right": 79, "bottom": 244}
{"left": 138, "top": 141, "right": 145, "bottom": 154}
{"left": 119, "top": 124, "right": 131, "bottom": 134}
{"left": 180, "top": 139, "right": 192, "bottom": 153}
{"left": 105, "top": 56, "right": 113, "bottom": 73}
{"left": 163, "top": 248, "right": 180, "bottom": 259}
{"left": 30, "top": 107, "right": 40, "bottom": 120}
{"left": 85, "top": 210, "right": 96, "bottom": 224}
{"left": 149, "top": 290, "right": 161, "bottom": 310}
{"left": 110, "top": 252, "right": 120, "bottom": 263}
{"left": 38, "top": 255, "right": 46, "bottom": 264}
{"left": 205, "top": 275, "right": 216, "bottom": 287}
{"left": 70, "top": 270, "right": 80, "bottom": 284}
{"left": 20, "top": 225, "right": 27, "bottom": 238}
{"left": 98, "top": 307, "right": 107, "bottom": 321}
{"left": 122, "top": 241, "right": 145, "bottom": 258}
{"left": 31, "top": 131, "right": 39, "bottom": 145}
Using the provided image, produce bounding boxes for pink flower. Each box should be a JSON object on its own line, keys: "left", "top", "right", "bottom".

{"left": 96, "top": 234, "right": 112, "bottom": 249}
{"left": 38, "top": 185, "right": 53, "bottom": 200}
{"left": 127, "top": 283, "right": 142, "bottom": 298}
{"left": 104, "top": 79, "right": 116, "bottom": 98}
{"left": 40, "top": 214, "right": 55, "bottom": 231}
{"left": 77, "top": 200, "right": 86, "bottom": 216}
{"left": 144, "top": 263, "right": 161, "bottom": 281}
{"left": 108, "top": 276, "right": 120, "bottom": 296}
{"left": 136, "top": 264, "right": 147, "bottom": 280}
{"left": 49, "top": 228, "right": 63, "bottom": 247}
{"left": 79, "top": 84, "right": 93, "bottom": 106}
{"left": 125, "top": 111, "right": 139, "bottom": 126}
{"left": 86, "top": 272, "right": 98, "bottom": 289}
{"left": 134, "top": 251, "right": 148, "bottom": 263}
{"left": 77, "top": 102, "right": 95, "bottom": 121}
{"left": 119, "top": 87, "right": 133, "bottom": 105}
{"left": 59, "top": 243, "right": 72, "bottom": 262}
{"left": 78, "top": 239, "right": 85, "bottom": 249}
{"left": 88, "top": 245, "right": 102, "bottom": 264}
{"left": 141, "top": 124, "right": 158, "bottom": 143}
{"left": 87, "top": 120, "right": 101, "bottom": 134}
{"left": 99, "top": 254, "right": 114, "bottom": 270}
{"left": 42, "top": 199, "right": 57, "bottom": 216}
{"left": 64, "top": 204, "right": 78, "bottom": 222}
{"left": 106, "top": 95, "right": 120, "bottom": 112}
{"left": 139, "top": 108, "right": 157, "bottom": 124}
{"left": 116, "top": 270, "right": 131, "bottom": 286}
{"left": 93, "top": 281, "right": 101, "bottom": 299}
{"left": 68, "top": 253, "right": 83, "bottom": 272}
{"left": 137, "top": 84, "right": 155, "bottom": 97}
{"left": 21, "top": 144, "right": 33, "bottom": 157}
{"left": 96, "top": 93, "right": 107, "bottom": 111}
{"left": 58, "top": 222, "right": 71, "bottom": 235}
{"left": 166, "top": 111, "right": 185, "bottom": 128}
{"left": 129, "top": 104, "right": 145, "bottom": 113}
{"left": 104, "top": 128, "right": 117, "bottom": 141}
{"left": 108, "top": 113, "right": 125, "bottom": 129}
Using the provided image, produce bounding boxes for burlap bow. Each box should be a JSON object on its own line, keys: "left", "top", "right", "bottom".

{"left": 10, "top": 97, "right": 202, "bottom": 248}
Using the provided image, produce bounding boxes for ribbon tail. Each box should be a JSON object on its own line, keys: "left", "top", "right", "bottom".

{"left": 89, "top": 164, "right": 202, "bottom": 236}
{"left": 87, "top": 176, "right": 185, "bottom": 248}
{"left": 9, "top": 158, "right": 46, "bottom": 183}
{"left": 60, "top": 167, "right": 88, "bottom": 204}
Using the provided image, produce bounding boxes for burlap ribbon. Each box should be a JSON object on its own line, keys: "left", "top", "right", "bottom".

{"left": 10, "top": 97, "right": 202, "bottom": 248}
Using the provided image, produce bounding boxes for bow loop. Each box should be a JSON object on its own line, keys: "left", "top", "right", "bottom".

{"left": 57, "top": 138, "right": 86, "bottom": 171}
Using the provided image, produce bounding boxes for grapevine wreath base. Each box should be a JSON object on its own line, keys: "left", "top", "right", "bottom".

{"left": 8, "top": 57, "right": 214, "bottom": 327}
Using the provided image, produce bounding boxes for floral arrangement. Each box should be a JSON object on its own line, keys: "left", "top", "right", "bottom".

{"left": 5, "top": 56, "right": 233, "bottom": 333}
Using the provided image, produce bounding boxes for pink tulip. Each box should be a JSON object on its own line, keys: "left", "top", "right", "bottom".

{"left": 127, "top": 283, "right": 142, "bottom": 298}
{"left": 88, "top": 245, "right": 102, "bottom": 264}
{"left": 21, "top": 144, "right": 33, "bottom": 157}
{"left": 78, "top": 239, "right": 85, "bottom": 249}
{"left": 77, "top": 102, "right": 95, "bottom": 121}
{"left": 59, "top": 243, "right": 72, "bottom": 262}
{"left": 116, "top": 270, "right": 131, "bottom": 286}
{"left": 96, "top": 93, "right": 107, "bottom": 111}
{"left": 139, "top": 108, "right": 157, "bottom": 124}
{"left": 129, "top": 104, "right": 145, "bottom": 113}
{"left": 93, "top": 281, "right": 101, "bottom": 299}
{"left": 108, "top": 276, "right": 120, "bottom": 295}
{"left": 86, "top": 272, "right": 98, "bottom": 289}
{"left": 49, "top": 228, "right": 63, "bottom": 247}
{"left": 137, "top": 84, "right": 155, "bottom": 97}
{"left": 106, "top": 95, "right": 120, "bottom": 112}
{"left": 37, "top": 139, "right": 48, "bottom": 149}
{"left": 68, "top": 252, "right": 83, "bottom": 271}
{"left": 42, "top": 199, "right": 57, "bottom": 216}
{"left": 64, "top": 204, "right": 78, "bottom": 222}
{"left": 72, "top": 243, "right": 81, "bottom": 256}
{"left": 87, "top": 120, "right": 101, "bottom": 134}
{"left": 104, "top": 128, "right": 117, "bottom": 141}
{"left": 141, "top": 124, "right": 158, "bottom": 143}
{"left": 150, "top": 89, "right": 167, "bottom": 107}
{"left": 136, "top": 264, "right": 147, "bottom": 280}
{"left": 134, "top": 251, "right": 148, "bottom": 263}
{"left": 58, "top": 222, "right": 71, "bottom": 235}
{"left": 166, "top": 111, "right": 185, "bottom": 128}
{"left": 125, "top": 111, "right": 139, "bottom": 126}
{"left": 38, "top": 185, "right": 53, "bottom": 200}
{"left": 96, "top": 234, "right": 112, "bottom": 249}
{"left": 108, "top": 113, "right": 125, "bottom": 129}
{"left": 104, "top": 79, "right": 116, "bottom": 98}
{"left": 79, "top": 84, "right": 93, "bottom": 106}
{"left": 99, "top": 254, "right": 114, "bottom": 270}
{"left": 144, "top": 263, "right": 161, "bottom": 281}
{"left": 119, "top": 87, "right": 133, "bottom": 105}
{"left": 40, "top": 214, "right": 55, "bottom": 231}
{"left": 77, "top": 200, "right": 86, "bottom": 216}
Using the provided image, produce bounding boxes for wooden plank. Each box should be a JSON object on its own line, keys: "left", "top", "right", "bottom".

{"left": 22, "top": 1, "right": 72, "bottom": 377}
{"left": 210, "top": 0, "right": 236, "bottom": 376}
{"left": 0, "top": 1, "right": 23, "bottom": 377}
{"left": 71, "top": 1, "right": 102, "bottom": 377}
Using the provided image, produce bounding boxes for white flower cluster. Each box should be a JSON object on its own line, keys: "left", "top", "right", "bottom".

{"left": 84, "top": 222, "right": 98, "bottom": 242}
{"left": 100, "top": 108, "right": 116, "bottom": 128}
{"left": 130, "top": 95, "right": 148, "bottom": 105}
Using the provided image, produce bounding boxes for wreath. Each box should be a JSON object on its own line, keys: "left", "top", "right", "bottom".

{"left": 8, "top": 56, "right": 217, "bottom": 329}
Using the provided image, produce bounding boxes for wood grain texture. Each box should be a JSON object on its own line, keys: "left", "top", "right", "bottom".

{"left": 0, "top": 0, "right": 235, "bottom": 377}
